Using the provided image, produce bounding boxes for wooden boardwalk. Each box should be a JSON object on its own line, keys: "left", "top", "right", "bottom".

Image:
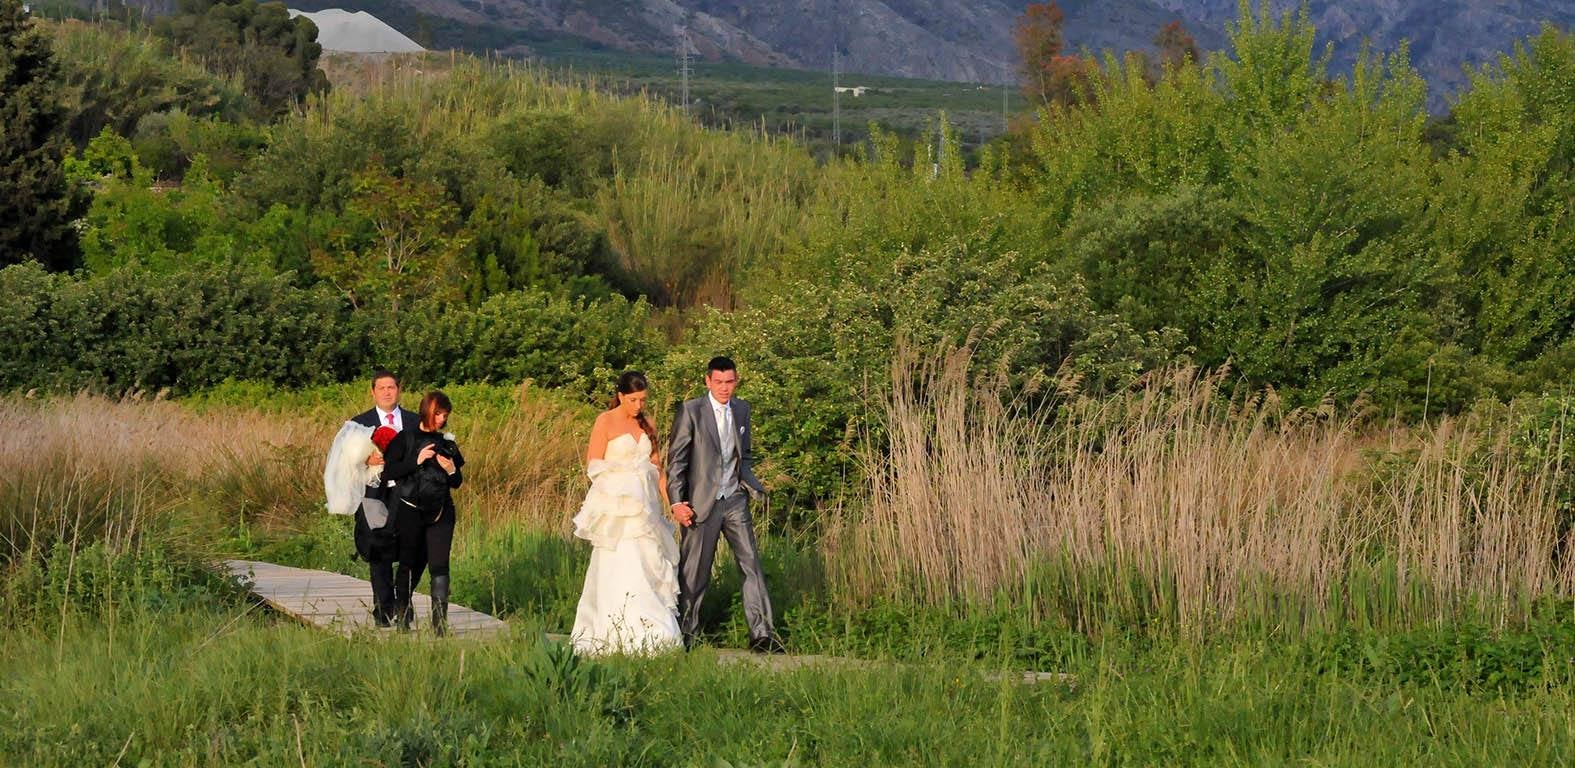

{"left": 223, "top": 559, "right": 1069, "bottom": 684}
{"left": 224, "top": 559, "right": 509, "bottom": 639}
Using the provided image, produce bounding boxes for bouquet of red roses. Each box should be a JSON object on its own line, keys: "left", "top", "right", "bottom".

{"left": 371, "top": 425, "right": 398, "bottom": 454}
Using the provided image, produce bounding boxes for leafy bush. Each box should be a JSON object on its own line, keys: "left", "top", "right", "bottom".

{"left": 49, "top": 19, "right": 251, "bottom": 148}
{"left": 1305, "top": 600, "right": 1575, "bottom": 693}
{"left": 0, "top": 262, "right": 661, "bottom": 395}
{"left": 665, "top": 232, "right": 1183, "bottom": 511}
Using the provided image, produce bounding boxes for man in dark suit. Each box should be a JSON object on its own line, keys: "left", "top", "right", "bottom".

{"left": 667, "top": 356, "right": 784, "bottom": 653}
{"left": 351, "top": 369, "right": 421, "bottom": 627}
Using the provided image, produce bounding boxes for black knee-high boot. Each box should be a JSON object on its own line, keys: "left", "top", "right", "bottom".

{"left": 430, "top": 575, "right": 450, "bottom": 637}
{"left": 393, "top": 565, "right": 418, "bottom": 632}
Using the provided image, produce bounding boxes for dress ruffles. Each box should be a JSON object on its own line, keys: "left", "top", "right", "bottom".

{"left": 569, "top": 433, "right": 682, "bottom": 654}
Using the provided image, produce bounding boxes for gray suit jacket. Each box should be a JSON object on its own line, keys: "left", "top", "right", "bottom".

{"left": 666, "top": 395, "right": 765, "bottom": 523}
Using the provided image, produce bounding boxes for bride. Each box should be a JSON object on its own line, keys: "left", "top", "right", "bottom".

{"left": 570, "top": 371, "right": 683, "bottom": 655}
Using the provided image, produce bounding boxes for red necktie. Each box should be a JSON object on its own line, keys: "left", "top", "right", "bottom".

{"left": 386, "top": 413, "right": 395, "bottom": 427}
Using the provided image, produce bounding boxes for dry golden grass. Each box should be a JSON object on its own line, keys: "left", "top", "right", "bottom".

{"left": 9, "top": 360, "right": 1568, "bottom": 635}
{"left": 826, "top": 349, "right": 1572, "bottom": 633}
{"left": 0, "top": 384, "right": 592, "bottom": 567}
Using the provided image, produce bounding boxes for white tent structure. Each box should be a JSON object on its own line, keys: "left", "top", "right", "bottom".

{"left": 287, "top": 8, "right": 425, "bottom": 54}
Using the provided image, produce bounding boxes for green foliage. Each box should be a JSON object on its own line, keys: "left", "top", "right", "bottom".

{"left": 0, "top": 262, "right": 660, "bottom": 395}
{"left": 445, "top": 289, "right": 659, "bottom": 392}
{"left": 235, "top": 63, "right": 813, "bottom": 307}
{"left": 1062, "top": 184, "right": 1236, "bottom": 333}
{"left": 1433, "top": 26, "right": 1575, "bottom": 394}
{"left": 366, "top": 288, "right": 661, "bottom": 393}
{"left": 0, "top": 261, "right": 356, "bottom": 393}
{"left": 1216, "top": 0, "right": 1328, "bottom": 131}
{"left": 0, "top": 0, "right": 79, "bottom": 269}
{"left": 671, "top": 233, "right": 1182, "bottom": 511}
{"left": 1305, "top": 600, "right": 1575, "bottom": 694}
{"left": 766, "top": 122, "right": 1038, "bottom": 295}
{"left": 1022, "top": 5, "right": 1572, "bottom": 412}
{"left": 154, "top": 0, "right": 327, "bottom": 118}
{"left": 131, "top": 108, "right": 267, "bottom": 180}
{"left": 1198, "top": 46, "right": 1441, "bottom": 408}
{"left": 48, "top": 19, "right": 251, "bottom": 148}
{"left": 1, "top": 540, "right": 237, "bottom": 622}
{"left": 312, "top": 163, "right": 470, "bottom": 312}
{"left": 70, "top": 130, "right": 255, "bottom": 272}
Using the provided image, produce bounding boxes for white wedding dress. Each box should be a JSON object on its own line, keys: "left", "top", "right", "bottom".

{"left": 570, "top": 432, "right": 682, "bottom": 655}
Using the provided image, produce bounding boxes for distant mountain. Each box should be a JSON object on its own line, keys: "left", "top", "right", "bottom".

{"left": 342, "top": 0, "right": 1226, "bottom": 81}
{"left": 158, "top": 0, "right": 1575, "bottom": 108}
{"left": 1152, "top": 0, "right": 1575, "bottom": 107}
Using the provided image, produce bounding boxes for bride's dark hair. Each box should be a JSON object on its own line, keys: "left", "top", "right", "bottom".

{"left": 611, "top": 371, "right": 658, "bottom": 443}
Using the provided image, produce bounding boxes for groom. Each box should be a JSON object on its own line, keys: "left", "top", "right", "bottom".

{"left": 667, "top": 356, "right": 785, "bottom": 653}
{"left": 350, "top": 369, "right": 421, "bottom": 627}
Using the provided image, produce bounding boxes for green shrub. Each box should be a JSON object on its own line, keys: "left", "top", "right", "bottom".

{"left": 49, "top": 19, "right": 252, "bottom": 148}
{"left": 0, "top": 263, "right": 662, "bottom": 395}
{"left": 667, "top": 232, "right": 1183, "bottom": 511}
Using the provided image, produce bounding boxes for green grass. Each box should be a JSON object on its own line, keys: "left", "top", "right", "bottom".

{"left": 6, "top": 587, "right": 1575, "bottom": 766}
{"left": 544, "top": 48, "right": 1013, "bottom": 153}
{"left": 6, "top": 388, "right": 1575, "bottom": 764}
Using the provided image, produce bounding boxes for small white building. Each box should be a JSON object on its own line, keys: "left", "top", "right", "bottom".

{"left": 834, "top": 85, "right": 869, "bottom": 97}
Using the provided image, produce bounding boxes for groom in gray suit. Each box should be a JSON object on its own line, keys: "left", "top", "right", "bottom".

{"left": 667, "top": 356, "right": 785, "bottom": 653}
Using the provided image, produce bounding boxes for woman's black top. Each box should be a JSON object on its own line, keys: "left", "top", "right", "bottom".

{"left": 381, "top": 427, "right": 465, "bottom": 523}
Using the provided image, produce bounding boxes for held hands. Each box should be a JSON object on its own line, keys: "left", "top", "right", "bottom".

{"left": 366, "top": 452, "right": 385, "bottom": 467}
{"left": 671, "top": 502, "right": 695, "bottom": 527}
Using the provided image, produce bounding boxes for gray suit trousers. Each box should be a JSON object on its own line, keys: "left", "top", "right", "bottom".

{"left": 678, "top": 491, "right": 775, "bottom": 641}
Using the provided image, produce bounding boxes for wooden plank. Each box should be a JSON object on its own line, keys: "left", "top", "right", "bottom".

{"left": 223, "top": 559, "right": 509, "bottom": 639}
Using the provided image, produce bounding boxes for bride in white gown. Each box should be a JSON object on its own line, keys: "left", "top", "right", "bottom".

{"left": 570, "top": 371, "right": 683, "bottom": 655}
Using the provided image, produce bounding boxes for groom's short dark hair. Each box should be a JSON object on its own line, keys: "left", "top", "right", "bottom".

{"left": 371, "top": 369, "right": 399, "bottom": 387}
{"left": 706, "top": 356, "right": 736, "bottom": 376}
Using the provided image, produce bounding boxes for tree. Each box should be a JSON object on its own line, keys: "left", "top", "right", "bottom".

{"left": 0, "top": 0, "right": 80, "bottom": 269}
{"left": 312, "top": 165, "right": 469, "bottom": 313}
{"left": 1155, "top": 20, "right": 1201, "bottom": 72}
{"left": 1013, "top": 2, "right": 1095, "bottom": 110}
{"left": 155, "top": 0, "right": 328, "bottom": 117}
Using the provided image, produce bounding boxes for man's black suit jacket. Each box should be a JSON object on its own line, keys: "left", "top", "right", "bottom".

{"left": 352, "top": 407, "right": 421, "bottom": 501}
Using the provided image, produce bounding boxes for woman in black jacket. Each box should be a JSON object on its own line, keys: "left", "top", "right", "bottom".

{"left": 381, "top": 390, "right": 465, "bottom": 634}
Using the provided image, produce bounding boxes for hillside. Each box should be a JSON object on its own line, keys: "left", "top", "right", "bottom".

{"left": 279, "top": 0, "right": 1571, "bottom": 108}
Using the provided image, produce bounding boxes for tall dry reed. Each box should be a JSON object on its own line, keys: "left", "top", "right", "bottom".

{"left": 0, "top": 393, "right": 298, "bottom": 565}
{"left": 0, "top": 383, "right": 592, "bottom": 569}
{"left": 825, "top": 348, "right": 1572, "bottom": 634}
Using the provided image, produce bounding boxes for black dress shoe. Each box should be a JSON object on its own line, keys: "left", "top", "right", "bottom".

{"left": 371, "top": 606, "right": 392, "bottom": 628}
{"left": 749, "top": 635, "right": 787, "bottom": 655}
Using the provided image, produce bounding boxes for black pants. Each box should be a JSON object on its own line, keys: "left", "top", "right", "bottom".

{"left": 355, "top": 505, "right": 399, "bottom": 615}
{"left": 369, "top": 560, "right": 395, "bottom": 614}
{"left": 395, "top": 504, "right": 456, "bottom": 603}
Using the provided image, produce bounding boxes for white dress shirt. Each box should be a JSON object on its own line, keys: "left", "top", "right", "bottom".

{"left": 376, "top": 407, "right": 405, "bottom": 432}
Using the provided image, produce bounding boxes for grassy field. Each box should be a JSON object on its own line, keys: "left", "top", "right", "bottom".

{"left": 2, "top": 372, "right": 1572, "bottom": 764}
{"left": 9, "top": 600, "right": 1575, "bottom": 765}
{"left": 541, "top": 48, "right": 1013, "bottom": 154}
{"left": 319, "top": 47, "right": 1012, "bottom": 160}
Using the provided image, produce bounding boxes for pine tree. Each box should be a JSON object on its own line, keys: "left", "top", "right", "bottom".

{"left": 0, "top": 0, "right": 79, "bottom": 269}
